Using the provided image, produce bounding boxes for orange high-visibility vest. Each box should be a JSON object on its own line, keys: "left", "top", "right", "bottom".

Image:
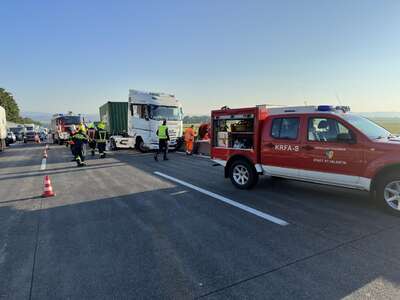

{"left": 184, "top": 127, "right": 195, "bottom": 142}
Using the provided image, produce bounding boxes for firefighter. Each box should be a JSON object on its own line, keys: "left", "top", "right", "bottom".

{"left": 184, "top": 125, "right": 195, "bottom": 155}
{"left": 154, "top": 120, "right": 169, "bottom": 161}
{"left": 95, "top": 121, "right": 107, "bottom": 158}
{"left": 87, "top": 123, "right": 97, "bottom": 156}
{"left": 67, "top": 126, "right": 77, "bottom": 161}
{"left": 71, "top": 126, "right": 88, "bottom": 167}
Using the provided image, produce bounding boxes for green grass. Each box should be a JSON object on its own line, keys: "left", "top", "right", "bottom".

{"left": 371, "top": 118, "right": 400, "bottom": 134}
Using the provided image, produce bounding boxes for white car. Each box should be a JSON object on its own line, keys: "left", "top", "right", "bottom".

{"left": 6, "top": 132, "right": 16, "bottom": 145}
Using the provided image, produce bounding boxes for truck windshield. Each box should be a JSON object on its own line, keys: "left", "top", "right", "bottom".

{"left": 341, "top": 114, "right": 392, "bottom": 139}
{"left": 149, "top": 105, "right": 181, "bottom": 121}
{"left": 25, "top": 126, "right": 34, "bottom": 131}
{"left": 62, "top": 116, "right": 81, "bottom": 125}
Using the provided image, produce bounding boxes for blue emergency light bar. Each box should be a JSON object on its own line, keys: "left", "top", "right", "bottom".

{"left": 317, "top": 105, "right": 351, "bottom": 113}
{"left": 317, "top": 105, "right": 333, "bottom": 111}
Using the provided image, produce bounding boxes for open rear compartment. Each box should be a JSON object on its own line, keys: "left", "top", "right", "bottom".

{"left": 211, "top": 106, "right": 266, "bottom": 163}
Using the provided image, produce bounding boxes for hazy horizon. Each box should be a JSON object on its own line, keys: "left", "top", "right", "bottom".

{"left": 1, "top": 0, "right": 400, "bottom": 115}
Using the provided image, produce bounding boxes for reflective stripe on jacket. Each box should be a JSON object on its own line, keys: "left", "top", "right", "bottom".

{"left": 96, "top": 130, "right": 107, "bottom": 143}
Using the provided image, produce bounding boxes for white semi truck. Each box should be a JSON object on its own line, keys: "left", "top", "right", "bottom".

{"left": 0, "top": 106, "right": 7, "bottom": 151}
{"left": 110, "top": 89, "right": 184, "bottom": 152}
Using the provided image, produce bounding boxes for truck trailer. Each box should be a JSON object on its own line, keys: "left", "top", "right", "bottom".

{"left": 0, "top": 106, "right": 7, "bottom": 151}
{"left": 108, "top": 90, "right": 184, "bottom": 152}
{"left": 211, "top": 104, "right": 400, "bottom": 214}
{"left": 99, "top": 102, "right": 128, "bottom": 136}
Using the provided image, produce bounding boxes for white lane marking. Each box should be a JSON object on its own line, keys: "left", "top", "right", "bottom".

{"left": 170, "top": 190, "right": 188, "bottom": 196}
{"left": 40, "top": 158, "right": 46, "bottom": 170}
{"left": 154, "top": 171, "right": 289, "bottom": 226}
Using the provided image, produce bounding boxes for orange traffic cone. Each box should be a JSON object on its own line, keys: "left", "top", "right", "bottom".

{"left": 42, "top": 175, "right": 56, "bottom": 197}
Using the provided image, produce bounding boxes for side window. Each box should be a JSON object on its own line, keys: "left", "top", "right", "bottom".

{"left": 271, "top": 118, "right": 299, "bottom": 140}
{"left": 133, "top": 105, "right": 147, "bottom": 119}
{"left": 308, "top": 118, "right": 351, "bottom": 142}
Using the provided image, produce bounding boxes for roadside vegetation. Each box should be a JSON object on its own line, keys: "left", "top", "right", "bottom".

{"left": 0, "top": 87, "right": 41, "bottom": 125}
{"left": 372, "top": 118, "right": 400, "bottom": 134}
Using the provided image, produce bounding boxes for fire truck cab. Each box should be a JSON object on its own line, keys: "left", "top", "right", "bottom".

{"left": 211, "top": 105, "right": 400, "bottom": 214}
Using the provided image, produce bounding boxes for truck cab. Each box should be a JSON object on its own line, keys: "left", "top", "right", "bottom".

{"left": 23, "top": 124, "right": 37, "bottom": 143}
{"left": 50, "top": 113, "right": 82, "bottom": 144}
{"left": 111, "top": 90, "right": 184, "bottom": 152}
{"left": 211, "top": 105, "right": 400, "bottom": 214}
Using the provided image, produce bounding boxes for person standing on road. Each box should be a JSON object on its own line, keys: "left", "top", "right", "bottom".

{"left": 95, "top": 121, "right": 107, "bottom": 159}
{"left": 154, "top": 119, "right": 169, "bottom": 161}
{"left": 184, "top": 125, "right": 195, "bottom": 155}
{"left": 68, "top": 126, "right": 77, "bottom": 161}
{"left": 87, "top": 123, "right": 97, "bottom": 156}
{"left": 71, "top": 127, "right": 88, "bottom": 167}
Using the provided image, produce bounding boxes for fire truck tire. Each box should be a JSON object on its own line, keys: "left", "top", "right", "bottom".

{"left": 377, "top": 172, "right": 400, "bottom": 215}
{"left": 229, "top": 160, "right": 258, "bottom": 189}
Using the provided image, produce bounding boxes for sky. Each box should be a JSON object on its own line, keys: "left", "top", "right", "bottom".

{"left": 1, "top": 0, "right": 400, "bottom": 115}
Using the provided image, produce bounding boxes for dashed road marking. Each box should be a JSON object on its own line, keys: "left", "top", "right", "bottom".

{"left": 40, "top": 158, "right": 46, "bottom": 170}
{"left": 170, "top": 190, "right": 188, "bottom": 196}
{"left": 154, "top": 171, "right": 289, "bottom": 226}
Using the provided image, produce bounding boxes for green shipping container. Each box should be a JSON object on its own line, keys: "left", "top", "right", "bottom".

{"left": 99, "top": 102, "right": 128, "bottom": 135}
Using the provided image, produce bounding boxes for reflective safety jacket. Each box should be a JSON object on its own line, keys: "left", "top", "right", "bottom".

{"left": 70, "top": 131, "right": 88, "bottom": 147}
{"left": 184, "top": 127, "right": 195, "bottom": 142}
{"left": 157, "top": 125, "right": 169, "bottom": 140}
{"left": 95, "top": 130, "right": 107, "bottom": 143}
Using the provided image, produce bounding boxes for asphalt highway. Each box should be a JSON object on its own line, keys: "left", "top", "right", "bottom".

{"left": 1, "top": 143, "right": 400, "bottom": 299}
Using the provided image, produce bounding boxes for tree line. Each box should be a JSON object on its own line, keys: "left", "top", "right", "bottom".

{"left": 0, "top": 87, "right": 41, "bottom": 125}
{"left": 183, "top": 115, "right": 210, "bottom": 124}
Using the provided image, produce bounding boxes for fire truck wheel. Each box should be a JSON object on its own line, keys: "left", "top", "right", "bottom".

{"left": 229, "top": 160, "right": 258, "bottom": 189}
{"left": 377, "top": 172, "right": 400, "bottom": 214}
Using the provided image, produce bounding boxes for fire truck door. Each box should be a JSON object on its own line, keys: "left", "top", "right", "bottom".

{"left": 261, "top": 117, "right": 303, "bottom": 178}
{"left": 300, "top": 116, "right": 364, "bottom": 188}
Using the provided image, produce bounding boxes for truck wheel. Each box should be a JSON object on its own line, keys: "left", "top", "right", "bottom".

{"left": 136, "top": 138, "right": 147, "bottom": 153}
{"left": 229, "top": 160, "right": 258, "bottom": 189}
{"left": 377, "top": 172, "right": 400, "bottom": 214}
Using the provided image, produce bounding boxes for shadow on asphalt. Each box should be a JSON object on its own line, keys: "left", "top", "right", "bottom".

{"left": 0, "top": 162, "right": 127, "bottom": 182}
{"left": 2, "top": 146, "right": 400, "bottom": 298}
{"left": 1, "top": 185, "right": 400, "bottom": 299}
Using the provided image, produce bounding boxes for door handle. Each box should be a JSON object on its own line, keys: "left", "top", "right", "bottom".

{"left": 302, "top": 145, "right": 314, "bottom": 151}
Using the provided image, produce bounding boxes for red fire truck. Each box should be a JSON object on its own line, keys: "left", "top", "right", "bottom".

{"left": 50, "top": 113, "right": 82, "bottom": 144}
{"left": 211, "top": 105, "right": 400, "bottom": 214}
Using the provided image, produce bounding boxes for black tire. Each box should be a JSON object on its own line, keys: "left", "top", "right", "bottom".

{"left": 110, "top": 138, "right": 117, "bottom": 151}
{"left": 136, "top": 138, "right": 147, "bottom": 153}
{"left": 376, "top": 172, "right": 400, "bottom": 215}
{"left": 229, "top": 160, "right": 258, "bottom": 189}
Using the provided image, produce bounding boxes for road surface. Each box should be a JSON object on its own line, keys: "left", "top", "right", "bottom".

{"left": 1, "top": 143, "right": 400, "bottom": 299}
